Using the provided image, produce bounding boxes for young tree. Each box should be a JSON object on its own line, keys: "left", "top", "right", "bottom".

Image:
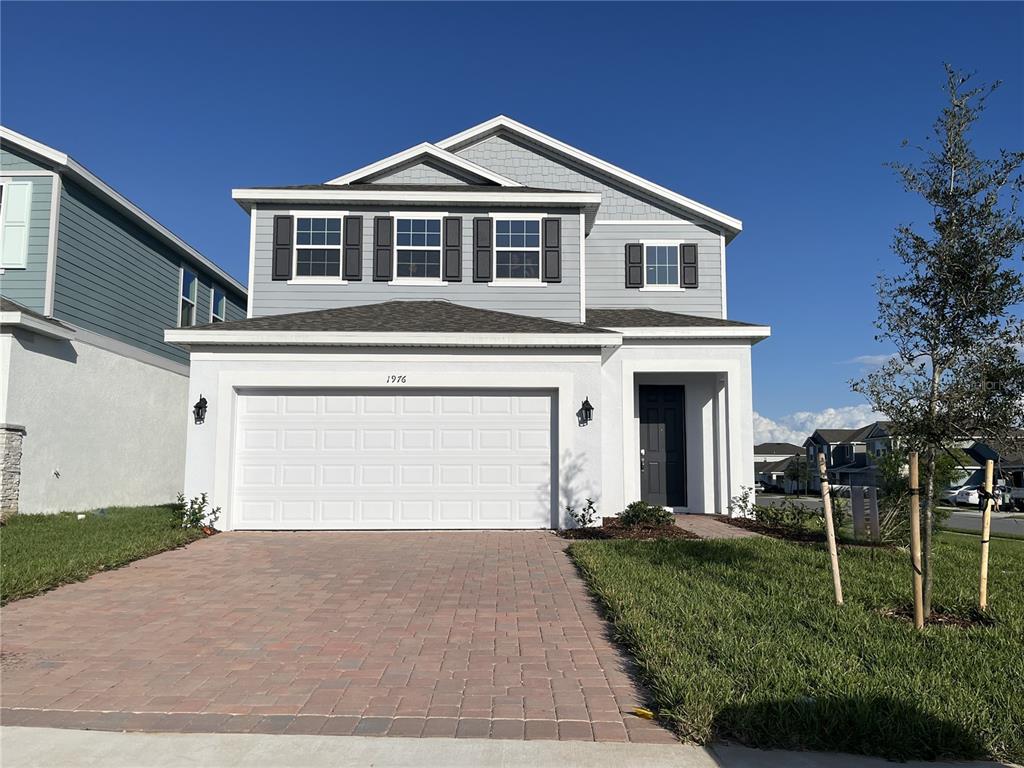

{"left": 785, "top": 455, "right": 811, "bottom": 495}
{"left": 853, "top": 65, "right": 1024, "bottom": 617}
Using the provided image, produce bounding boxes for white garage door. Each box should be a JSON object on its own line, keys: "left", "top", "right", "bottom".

{"left": 231, "top": 389, "right": 554, "bottom": 530}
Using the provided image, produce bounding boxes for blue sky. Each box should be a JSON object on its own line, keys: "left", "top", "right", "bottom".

{"left": 3, "top": 2, "right": 1021, "bottom": 442}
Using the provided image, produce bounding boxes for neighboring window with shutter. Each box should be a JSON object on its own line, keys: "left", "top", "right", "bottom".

{"left": 0, "top": 181, "right": 32, "bottom": 269}
{"left": 473, "top": 217, "right": 493, "bottom": 282}
{"left": 624, "top": 243, "right": 643, "bottom": 288}
{"left": 272, "top": 215, "right": 294, "bottom": 281}
{"left": 680, "top": 243, "right": 699, "bottom": 288}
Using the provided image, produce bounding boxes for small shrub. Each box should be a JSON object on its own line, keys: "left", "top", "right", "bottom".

{"left": 753, "top": 497, "right": 817, "bottom": 534}
{"left": 618, "top": 500, "right": 674, "bottom": 528}
{"left": 728, "top": 486, "right": 754, "bottom": 518}
{"left": 174, "top": 492, "right": 221, "bottom": 530}
{"left": 566, "top": 498, "right": 599, "bottom": 528}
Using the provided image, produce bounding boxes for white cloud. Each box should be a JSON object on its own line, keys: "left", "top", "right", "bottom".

{"left": 840, "top": 354, "right": 894, "bottom": 366}
{"left": 753, "top": 404, "right": 885, "bottom": 445}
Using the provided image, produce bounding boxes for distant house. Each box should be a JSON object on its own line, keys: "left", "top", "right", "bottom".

{"left": 1, "top": 126, "right": 247, "bottom": 516}
{"left": 754, "top": 442, "right": 802, "bottom": 491}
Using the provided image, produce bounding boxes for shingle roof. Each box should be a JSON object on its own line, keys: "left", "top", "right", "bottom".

{"left": 755, "top": 442, "right": 803, "bottom": 454}
{"left": 188, "top": 300, "right": 608, "bottom": 335}
{"left": 0, "top": 297, "right": 74, "bottom": 330}
{"left": 813, "top": 428, "right": 860, "bottom": 443}
{"left": 586, "top": 308, "right": 763, "bottom": 328}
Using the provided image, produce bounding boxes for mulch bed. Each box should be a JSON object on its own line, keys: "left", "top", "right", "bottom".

{"left": 721, "top": 517, "right": 893, "bottom": 548}
{"left": 882, "top": 605, "right": 996, "bottom": 629}
{"left": 560, "top": 522, "right": 699, "bottom": 541}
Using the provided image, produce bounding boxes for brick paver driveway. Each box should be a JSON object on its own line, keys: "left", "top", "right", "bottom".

{"left": 1, "top": 532, "right": 674, "bottom": 743}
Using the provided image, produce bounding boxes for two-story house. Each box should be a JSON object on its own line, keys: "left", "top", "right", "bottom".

{"left": 166, "top": 116, "right": 770, "bottom": 531}
{"left": 0, "top": 126, "right": 246, "bottom": 516}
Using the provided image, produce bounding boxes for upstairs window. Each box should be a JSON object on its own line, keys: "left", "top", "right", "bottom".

{"left": 644, "top": 244, "right": 679, "bottom": 287}
{"left": 211, "top": 286, "right": 226, "bottom": 322}
{"left": 395, "top": 218, "right": 442, "bottom": 279}
{"left": 179, "top": 268, "right": 197, "bottom": 327}
{"left": 494, "top": 219, "right": 541, "bottom": 280}
{"left": 296, "top": 217, "right": 342, "bottom": 277}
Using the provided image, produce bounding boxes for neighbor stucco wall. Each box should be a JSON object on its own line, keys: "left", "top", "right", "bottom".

{"left": 1, "top": 327, "right": 188, "bottom": 513}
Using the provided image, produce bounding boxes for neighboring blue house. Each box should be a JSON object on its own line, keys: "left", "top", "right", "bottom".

{"left": 0, "top": 126, "right": 246, "bottom": 515}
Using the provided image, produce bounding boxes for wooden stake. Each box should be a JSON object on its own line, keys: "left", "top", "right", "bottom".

{"left": 851, "top": 485, "right": 866, "bottom": 540}
{"left": 909, "top": 452, "right": 925, "bottom": 629}
{"left": 817, "top": 453, "right": 844, "bottom": 605}
{"left": 866, "top": 486, "right": 881, "bottom": 544}
{"left": 980, "top": 459, "right": 994, "bottom": 611}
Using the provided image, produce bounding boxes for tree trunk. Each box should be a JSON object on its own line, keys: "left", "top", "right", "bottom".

{"left": 922, "top": 447, "right": 936, "bottom": 617}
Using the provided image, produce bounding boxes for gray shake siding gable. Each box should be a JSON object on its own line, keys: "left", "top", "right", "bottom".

{"left": 1, "top": 147, "right": 53, "bottom": 312}
{"left": 250, "top": 206, "right": 581, "bottom": 321}
{"left": 367, "top": 161, "right": 474, "bottom": 186}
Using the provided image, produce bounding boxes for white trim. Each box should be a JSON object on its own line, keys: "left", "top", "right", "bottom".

{"left": 232, "top": 188, "right": 602, "bottom": 208}
{"left": 246, "top": 208, "right": 257, "bottom": 318}
{"left": 720, "top": 229, "right": 728, "bottom": 318}
{"left": 486, "top": 280, "right": 545, "bottom": 288}
{"left": 392, "top": 213, "right": 445, "bottom": 283}
{"left": 490, "top": 214, "right": 543, "bottom": 285}
{"left": 325, "top": 142, "right": 522, "bottom": 187}
{"left": 291, "top": 211, "right": 346, "bottom": 281}
{"left": 436, "top": 116, "right": 742, "bottom": 237}
{"left": 1, "top": 125, "right": 247, "bottom": 296}
{"left": 165, "top": 329, "right": 622, "bottom": 348}
{"left": 0, "top": 310, "right": 76, "bottom": 340}
{"left": 579, "top": 212, "right": 586, "bottom": 324}
{"left": 43, "top": 173, "right": 62, "bottom": 315}
{"left": 601, "top": 325, "right": 771, "bottom": 341}
{"left": 641, "top": 240, "right": 683, "bottom": 290}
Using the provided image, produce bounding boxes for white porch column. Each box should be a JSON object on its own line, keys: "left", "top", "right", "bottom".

{"left": 724, "top": 349, "right": 755, "bottom": 508}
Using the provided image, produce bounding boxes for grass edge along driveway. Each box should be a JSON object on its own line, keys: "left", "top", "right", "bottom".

{"left": 568, "top": 533, "right": 1023, "bottom": 762}
{"left": 1, "top": 506, "right": 201, "bottom": 605}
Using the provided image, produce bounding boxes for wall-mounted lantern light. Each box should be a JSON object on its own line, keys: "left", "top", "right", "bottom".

{"left": 579, "top": 396, "right": 594, "bottom": 426}
{"left": 193, "top": 395, "right": 208, "bottom": 425}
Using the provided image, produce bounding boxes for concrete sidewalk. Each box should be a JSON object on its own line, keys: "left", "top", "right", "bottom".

{"left": 0, "top": 727, "right": 1012, "bottom": 768}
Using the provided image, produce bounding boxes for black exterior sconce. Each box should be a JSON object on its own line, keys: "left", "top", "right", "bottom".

{"left": 193, "top": 395, "right": 208, "bottom": 425}
{"left": 578, "top": 396, "right": 594, "bottom": 426}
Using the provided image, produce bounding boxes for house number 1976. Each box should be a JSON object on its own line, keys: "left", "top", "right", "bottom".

{"left": 385, "top": 375, "right": 407, "bottom": 384}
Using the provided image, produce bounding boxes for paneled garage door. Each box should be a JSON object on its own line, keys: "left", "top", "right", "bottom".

{"left": 231, "top": 389, "right": 554, "bottom": 530}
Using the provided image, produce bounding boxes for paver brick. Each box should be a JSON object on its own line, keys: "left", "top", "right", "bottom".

{"left": 0, "top": 531, "right": 672, "bottom": 743}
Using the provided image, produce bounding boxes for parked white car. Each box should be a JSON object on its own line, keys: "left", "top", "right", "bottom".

{"left": 954, "top": 486, "right": 980, "bottom": 506}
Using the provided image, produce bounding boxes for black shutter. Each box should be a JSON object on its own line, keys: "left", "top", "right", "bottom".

{"left": 624, "top": 243, "right": 643, "bottom": 288}
{"left": 272, "top": 215, "right": 293, "bottom": 281}
{"left": 373, "top": 216, "right": 393, "bottom": 281}
{"left": 680, "top": 243, "right": 698, "bottom": 288}
{"left": 343, "top": 216, "right": 362, "bottom": 280}
{"left": 473, "top": 217, "right": 492, "bottom": 282}
{"left": 542, "top": 217, "right": 561, "bottom": 283}
{"left": 443, "top": 216, "right": 462, "bottom": 282}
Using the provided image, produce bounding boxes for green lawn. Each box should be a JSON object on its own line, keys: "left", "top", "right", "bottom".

{"left": 569, "top": 532, "right": 1024, "bottom": 761}
{"left": 1, "top": 506, "right": 202, "bottom": 605}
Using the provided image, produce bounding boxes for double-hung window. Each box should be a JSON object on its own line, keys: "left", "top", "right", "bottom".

{"left": 179, "top": 268, "right": 197, "bottom": 326}
{"left": 210, "top": 286, "right": 226, "bottom": 322}
{"left": 295, "top": 217, "right": 343, "bottom": 278}
{"left": 395, "top": 217, "right": 442, "bottom": 280}
{"left": 643, "top": 243, "right": 680, "bottom": 289}
{"left": 494, "top": 218, "right": 541, "bottom": 281}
